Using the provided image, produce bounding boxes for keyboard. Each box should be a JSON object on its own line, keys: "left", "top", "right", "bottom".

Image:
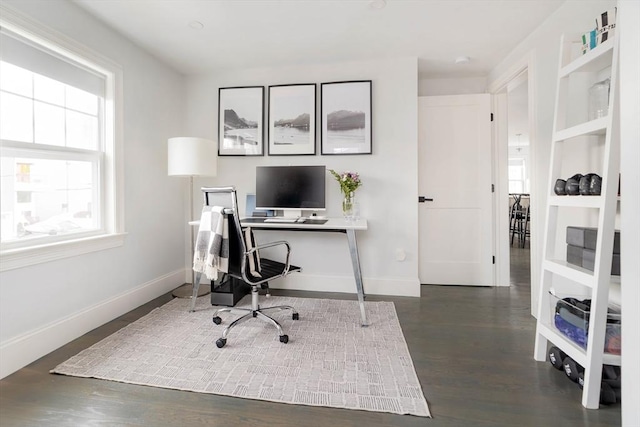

{"left": 264, "top": 217, "right": 299, "bottom": 223}
{"left": 242, "top": 217, "right": 266, "bottom": 223}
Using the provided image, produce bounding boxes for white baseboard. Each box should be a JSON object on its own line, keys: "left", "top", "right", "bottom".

{"left": 272, "top": 273, "right": 421, "bottom": 297}
{"left": 0, "top": 269, "right": 184, "bottom": 380}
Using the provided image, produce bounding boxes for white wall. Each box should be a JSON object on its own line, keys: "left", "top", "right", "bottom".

{"left": 618, "top": 1, "right": 640, "bottom": 424}
{"left": 0, "top": 1, "right": 188, "bottom": 379}
{"left": 507, "top": 79, "right": 531, "bottom": 193}
{"left": 185, "top": 57, "right": 420, "bottom": 297}
{"left": 418, "top": 76, "right": 487, "bottom": 96}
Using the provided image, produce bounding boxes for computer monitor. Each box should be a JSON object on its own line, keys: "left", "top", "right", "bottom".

{"left": 255, "top": 165, "right": 326, "bottom": 217}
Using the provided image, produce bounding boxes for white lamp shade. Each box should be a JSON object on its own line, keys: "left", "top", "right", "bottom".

{"left": 168, "top": 137, "right": 217, "bottom": 177}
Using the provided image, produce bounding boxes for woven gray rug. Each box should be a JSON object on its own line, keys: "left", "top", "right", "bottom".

{"left": 51, "top": 295, "right": 430, "bottom": 417}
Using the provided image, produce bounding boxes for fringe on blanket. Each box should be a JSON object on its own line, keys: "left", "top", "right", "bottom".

{"left": 193, "top": 206, "right": 229, "bottom": 280}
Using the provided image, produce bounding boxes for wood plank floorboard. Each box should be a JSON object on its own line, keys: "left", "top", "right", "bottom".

{"left": 0, "top": 247, "right": 621, "bottom": 426}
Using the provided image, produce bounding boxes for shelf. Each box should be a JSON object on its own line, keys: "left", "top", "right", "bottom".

{"left": 536, "top": 31, "right": 619, "bottom": 409}
{"left": 559, "top": 38, "right": 614, "bottom": 77}
{"left": 553, "top": 117, "right": 608, "bottom": 142}
{"left": 537, "top": 321, "right": 621, "bottom": 367}
{"left": 544, "top": 259, "right": 595, "bottom": 288}
{"left": 548, "top": 195, "right": 603, "bottom": 208}
{"left": 544, "top": 259, "right": 620, "bottom": 288}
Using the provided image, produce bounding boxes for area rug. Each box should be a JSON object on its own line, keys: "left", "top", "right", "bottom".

{"left": 51, "top": 295, "right": 431, "bottom": 417}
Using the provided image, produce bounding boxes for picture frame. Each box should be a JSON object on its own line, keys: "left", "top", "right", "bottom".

{"left": 268, "top": 83, "right": 316, "bottom": 155}
{"left": 321, "top": 80, "right": 372, "bottom": 155}
{"left": 218, "top": 86, "right": 264, "bottom": 156}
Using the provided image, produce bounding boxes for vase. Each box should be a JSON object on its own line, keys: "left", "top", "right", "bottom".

{"left": 342, "top": 192, "right": 359, "bottom": 220}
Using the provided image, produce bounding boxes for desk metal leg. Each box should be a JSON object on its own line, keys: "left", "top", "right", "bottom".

{"left": 346, "top": 228, "right": 368, "bottom": 327}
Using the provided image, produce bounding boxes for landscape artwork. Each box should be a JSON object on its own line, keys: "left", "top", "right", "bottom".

{"left": 321, "top": 81, "right": 372, "bottom": 155}
{"left": 218, "top": 86, "right": 264, "bottom": 156}
{"left": 268, "top": 84, "right": 316, "bottom": 155}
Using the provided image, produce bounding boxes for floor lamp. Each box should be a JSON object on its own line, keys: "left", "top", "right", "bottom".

{"left": 168, "top": 137, "right": 217, "bottom": 298}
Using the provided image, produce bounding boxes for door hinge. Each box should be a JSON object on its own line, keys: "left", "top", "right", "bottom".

{"left": 492, "top": 256, "right": 496, "bottom": 264}
{"left": 490, "top": 113, "right": 494, "bottom": 121}
{"left": 491, "top": 184, "right": 495, "bottom": 193}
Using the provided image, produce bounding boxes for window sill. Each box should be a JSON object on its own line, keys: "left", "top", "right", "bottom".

{"left": 0, "top": 233, "right": 127, "bottom": 272}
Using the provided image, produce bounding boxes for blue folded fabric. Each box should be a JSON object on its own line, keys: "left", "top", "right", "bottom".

{"left": 555, "top": 314, "right": 587, "bottom": 348}
{"left": 554, "top": 314, "right": 621, "bottom": 354}
{"left": 558, "top": 307, "right": 588, "bottom": 330}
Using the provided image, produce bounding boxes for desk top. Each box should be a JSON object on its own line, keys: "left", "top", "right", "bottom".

{"left": 189, "top": 217, "right": 368, "bottom": 231}
{"left": 241, "top": 217, "right": 368, "bottom": 231}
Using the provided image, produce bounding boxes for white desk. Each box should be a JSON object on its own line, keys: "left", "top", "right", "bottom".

{"left": 241, "top": 217, "right": 369, "bottom": 326}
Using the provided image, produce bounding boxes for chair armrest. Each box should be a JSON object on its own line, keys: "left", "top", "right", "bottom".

{"left": 249, "top": 240, "right": 291, "bottom": 253}
{"left": 242, "top": 240, "right": 293, "bottom": 285}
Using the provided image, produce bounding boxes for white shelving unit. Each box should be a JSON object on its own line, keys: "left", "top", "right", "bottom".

{"left": 533, "top": 32, "right": 621, "bottom": 409}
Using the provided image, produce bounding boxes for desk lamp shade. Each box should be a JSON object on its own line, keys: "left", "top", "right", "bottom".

{"left": 168, "top": 137, "right": 217, "bottom": 177}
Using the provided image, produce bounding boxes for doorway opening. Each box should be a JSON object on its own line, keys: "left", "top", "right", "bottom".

{"left": 506, "top": 73, "right": 531, "bottom": 288}
{"left": 490, "top": 54, "right": 538, "bottom": 314}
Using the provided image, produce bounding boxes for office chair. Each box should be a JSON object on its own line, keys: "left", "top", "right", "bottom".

{"left": 190, "top": 186, "right": 301, "bottom": 348}
{"left": 509, "top": 194, "right": 530, "bottom": 248}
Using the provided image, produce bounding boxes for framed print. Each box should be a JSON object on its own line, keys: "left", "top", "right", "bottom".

{"left": 321, "top": 80, "right": 372, "bottom": 155}
{"left": 218, "top": 86, "right": 264, "bottom": 156}
{"left": 268, "top": 83, "right": 316, "bottom": 155}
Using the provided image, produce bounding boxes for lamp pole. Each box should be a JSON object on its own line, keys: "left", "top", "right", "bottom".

{"left": 168, "top": 137, "right": 217, "bottom": 299}
{"left": 172, "top": 175, "right": 210, "bottom": 298}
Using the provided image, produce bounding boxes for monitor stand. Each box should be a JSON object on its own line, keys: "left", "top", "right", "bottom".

{"left": 281, "top": 209, "right": 302, "bottom": 218}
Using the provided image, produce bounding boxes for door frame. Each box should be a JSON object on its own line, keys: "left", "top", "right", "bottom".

{"left": 489, "top": 52, "right": 539, "bottom": 314}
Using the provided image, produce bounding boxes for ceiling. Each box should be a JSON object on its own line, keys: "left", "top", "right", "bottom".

{"left": 73, "top": 0, "right": 565, "bottom": 79}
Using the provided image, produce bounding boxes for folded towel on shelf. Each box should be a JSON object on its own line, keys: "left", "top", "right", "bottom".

{"left": 193, "top": 206, "right": 229, "bottom": 280}
{"left": 553, "top": 314, "right": 621, "bottom": 354}
{"left": 554, "top": 314, "right": 588, "bottom": 348}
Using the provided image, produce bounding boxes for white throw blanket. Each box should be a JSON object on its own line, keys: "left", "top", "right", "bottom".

{"left": 193, "top": 206, "right": 229, "bottom": 280}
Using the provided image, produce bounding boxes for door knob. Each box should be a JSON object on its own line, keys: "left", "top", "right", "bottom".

{"left": 418, "top": 196, "right": 434, "bottom": 203}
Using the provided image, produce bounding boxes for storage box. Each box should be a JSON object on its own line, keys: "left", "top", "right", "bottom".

{"left": 566, "top": 226, "right": 592, "bottom": 248}
{"left": 566, "top": 244, "right": 621, "bottom": 275}
{"left": 566, "top": 226, "right": 620, "bottom": 254}
{"left": 567, "top": 245, "right": 620, "bottom": 276}
{"left": 550, "top": 292, "right": 621, "bottom": 354}
{"left": 566, "top": 244, "right": 584, "bottom": 266}
{"left": 582, "top": 248, "right": 621, "bottom": 275}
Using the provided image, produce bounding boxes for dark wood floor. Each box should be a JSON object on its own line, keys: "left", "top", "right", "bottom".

{"left": 0, "top": 246, "right": 621, "bottom": 426}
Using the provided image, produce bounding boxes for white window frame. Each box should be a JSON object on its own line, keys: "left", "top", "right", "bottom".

{"left": 508, "top": 157, "right": 527, "bottom": 194}
{"left": 0, "top": 6, "right": 125, "bottom": 271}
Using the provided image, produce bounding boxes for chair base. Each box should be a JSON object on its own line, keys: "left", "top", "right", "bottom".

{"left": 212, "top": 287, "right": 298, "bottom": 348}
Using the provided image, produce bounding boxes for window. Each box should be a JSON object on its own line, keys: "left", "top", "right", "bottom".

{"left": 508, "top": 158, "right": 527, "bottom": 194}
{"left": 0, "top": 9, "right": 123, "bottom": 270}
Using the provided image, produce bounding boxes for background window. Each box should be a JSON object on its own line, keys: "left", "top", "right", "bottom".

{"left": 0, "top": 25, "right": 113, "bottom": 251}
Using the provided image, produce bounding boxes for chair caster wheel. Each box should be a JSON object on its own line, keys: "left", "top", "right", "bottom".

{"left": 292, "top": 313, "right": 299, "bottom": 320}
{"left": 212, "top": 316, "right": 222, "bottom": 325}
{"left": 216, "top": 338, "right": 226, "bottom": 348}
{"left": 279, "top": 335, "right": 289, "bottom": 344}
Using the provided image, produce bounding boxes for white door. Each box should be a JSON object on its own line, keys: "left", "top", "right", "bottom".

{"left": 418, "top": 95, "right": 494, "bottom": 285}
